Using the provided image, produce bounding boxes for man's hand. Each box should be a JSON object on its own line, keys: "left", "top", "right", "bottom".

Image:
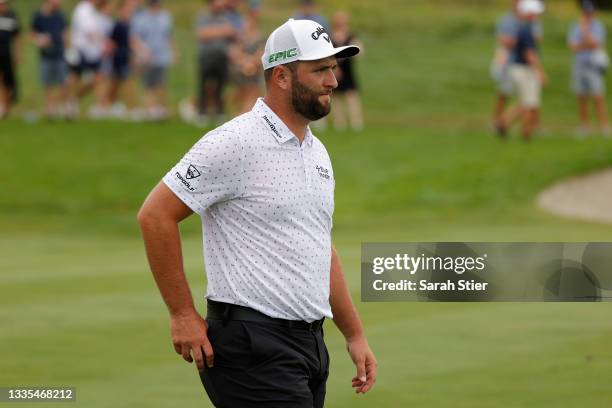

{"left": 347, "top": 335, "right": 377, "bottom": 394}
{"left": 170, "top": 309, "right": 214, "bottom": 371}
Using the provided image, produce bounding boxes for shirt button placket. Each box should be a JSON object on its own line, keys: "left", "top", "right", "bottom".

{"left": 301, "top": 145, "right": 312, "bottom": 193}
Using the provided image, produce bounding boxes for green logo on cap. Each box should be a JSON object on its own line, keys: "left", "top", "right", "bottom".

{"left": 268, "top": 48, "right": 298, "bottom": 64}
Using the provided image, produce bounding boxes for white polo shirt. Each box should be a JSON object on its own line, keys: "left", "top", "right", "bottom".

{"left": 163, "top": 98, "right": 335, "bottom": 322}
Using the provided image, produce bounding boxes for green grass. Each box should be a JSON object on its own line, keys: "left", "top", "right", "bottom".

{"left": 2, "top": 0, "right": 612, "bottom": 407}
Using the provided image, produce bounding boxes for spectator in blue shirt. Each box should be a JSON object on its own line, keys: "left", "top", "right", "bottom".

{"left": 31, "top": 0, "right": 68, "bottom": 119}
{"left": 293, "top": 0, "right": 329, "bottom": 32}
{"left": 568, "top": 0, "right": 610, "bottom": 136}
{"left": 131, "top": 0, "right": 175, "bottom": 120}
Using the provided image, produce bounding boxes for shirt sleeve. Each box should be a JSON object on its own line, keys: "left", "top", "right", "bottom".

{"left": 162, "top": 129, "right": 244, "bottom": 215}
{"left": 31, "top": 13, "right": 41, "bottom": 33}
{"left": 593, "top": 22, "right": 605, "bottom": 46}
{"left": 568, "top": 23, "right": 580, "bottom": 46}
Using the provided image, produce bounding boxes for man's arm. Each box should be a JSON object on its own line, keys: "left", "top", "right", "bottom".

{"left": 329, "top": 245, "right": 377, "bottom": 394}
{"left": 137, "top": 181, "right": 214, "bottom": 371}
{"left": 525, "top": 48, "right": 547, "bottom": 85}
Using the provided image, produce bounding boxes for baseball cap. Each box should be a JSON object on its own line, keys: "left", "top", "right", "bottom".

{"left": 517, "top": 0, "right": 545, "bottom": 15}
{"left": 262, "top": 18, "right": 360, "bottom": 70}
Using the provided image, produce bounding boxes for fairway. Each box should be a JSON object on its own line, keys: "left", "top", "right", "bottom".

{"left": 2, "top": 0, "right": 612, "bottom": 407}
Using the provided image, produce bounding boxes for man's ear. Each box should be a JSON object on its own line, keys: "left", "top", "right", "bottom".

{"left": 273, "top": 65, "right": 292, "bottom": 91}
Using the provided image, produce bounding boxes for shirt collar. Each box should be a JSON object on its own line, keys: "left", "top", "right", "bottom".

{"left": 253, "top": 98, "right": 314, "bottom": 147}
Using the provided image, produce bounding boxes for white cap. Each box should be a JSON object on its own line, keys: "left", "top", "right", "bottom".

{"left": 518, "top": 0, "right": 545, "bottom": 15}
{"left": 262, "top": 19, "right": 360, "bottom": 70}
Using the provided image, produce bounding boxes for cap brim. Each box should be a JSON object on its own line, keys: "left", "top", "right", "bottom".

{"left": 299, "top": 45, "right": 360, "bottom": 62}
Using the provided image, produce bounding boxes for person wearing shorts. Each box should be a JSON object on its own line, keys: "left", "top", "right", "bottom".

{"left": 568, "top": 0, "right": 610, "bottom": 136}
{"left": 0, "top": 0, "right": 20, "bottom": 119}
{"left": 195, "top": 0, "right": 237, "bottom": 121}
{"left": 492, "top": 0, "right": 543, "bottom": 135}
{"left": 500, "top": 0, "right": 547, "bottom": 141}
{"left": 31, "top": 0, "right": 68, "bottom": 119}
{"left": 66, "top": 0, "right": 110, "bottom": 118}
{"left": 131, "top": 0, "right": 174, "bottom": 120}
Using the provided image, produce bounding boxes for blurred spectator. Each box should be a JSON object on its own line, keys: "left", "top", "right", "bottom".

{"left": 492, "top": 0, "right": 542, "bottom": 135}
{"left": 568, "top": 0, "right": 610, "bottom": 136}
{"left": 225, "top": 0, "right": 244, "bottom": 31}
{"left": 65, "top": 0, "right": 112, "bottom": 119}
{"left": 229, "top": 7, "right": 263, "bottom": 113}
{"left": 293, "top": 0, "right": 330, "bottom": 130}
{"left": 0, "top": 0, "right": 21, "bottom": 119}
{"left": 31, "top": 0, "right": 68, "bottom": 120}
{"left": 194, "top": 0, "right": 237, "bottom": 122}
{"left": 331, "top": 11, "right": 363, "bottom": 131}
{"left": 131, "top": 0, "right": 175, "bottom": 121}
{"left": 105, "top": 0, "right": 138, "bottom": 119}
{"left": 293, "top": 0, "right": 329, "bottom": 32}
{"left": 499, "top": 0, "right": 547, "bottom": 141}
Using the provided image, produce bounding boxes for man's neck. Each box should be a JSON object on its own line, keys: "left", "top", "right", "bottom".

{"left": 263, "top": 96, "right": 309, "bottom": 144}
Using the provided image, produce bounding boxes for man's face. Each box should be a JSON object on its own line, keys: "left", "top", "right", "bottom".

{"left": 288, "top": 57, "right": 338, "bottom": 121}
{"left": 49, "top": 0, "right": 61, "bottom": 10}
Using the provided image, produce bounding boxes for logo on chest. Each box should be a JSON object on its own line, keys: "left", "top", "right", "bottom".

{"left": 315, "top": 165, "right": 330, "bottom": 180}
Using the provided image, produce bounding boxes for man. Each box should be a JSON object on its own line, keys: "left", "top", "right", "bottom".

{"left": 65, "top": 0, "right": 110, "bottom": 119}
{"left": 492, "top": 0, "right": 542, "bottom": 136}
{"left": 499, "top": 0, "right": 547, "bottom": 141}
{"left": 31, "top": 0, "right": 68, "bottom": 120}
{"left": 0, "top": 0, "right": 20, "bottom": 119}
{"left": 194, "top": 0, "right": 237, "bottom": 123}
{"left": 138, "top": 18, "right": 377, "bottom": 408}
{"left": 568, "top": 0, "right": 611, "bottom": 137}
{"left": 131, "top": 0, "right": 174, "bottom": 121}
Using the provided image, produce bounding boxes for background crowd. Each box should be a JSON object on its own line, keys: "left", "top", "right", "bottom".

{"left": 492, "top": 0, "right": 611, "bottom": 140}
{"left": 0, "top": 0, "right": 364, "bottom": 130}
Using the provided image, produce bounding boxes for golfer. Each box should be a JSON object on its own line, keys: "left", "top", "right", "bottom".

{"left": 138, "top": 18, "right": 377, "bottom": 408}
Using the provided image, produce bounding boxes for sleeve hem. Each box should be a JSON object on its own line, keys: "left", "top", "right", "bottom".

{"left": 162, "top": 176, "right": 206, "bottom": 216}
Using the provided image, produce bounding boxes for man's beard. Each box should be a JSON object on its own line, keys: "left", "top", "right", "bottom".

{"left": 290, "top": 74, "right": 331, "bottom": 121}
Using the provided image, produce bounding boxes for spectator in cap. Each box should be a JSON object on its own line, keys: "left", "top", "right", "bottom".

{"left": 491, "top": 0, "right": 543, "bottom": 135}
{"left": 0, "top": 0, "right": 21, "bottom": 119}
{"left": 499, "top": 0, "right": 547, "bottom": 141}
{"left": 568, "top": 0, "right": 611, "bottom": 136}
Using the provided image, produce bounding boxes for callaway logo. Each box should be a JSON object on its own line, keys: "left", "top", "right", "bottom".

{"left": 262, "top": 115, "right": 282, "bottom": 138}
{"left": 186, "top": 164, "right": 201, "bottom": 179}
{"left": 311, "top": 26, "right": 330, "bottom": 43}
{"left": 316, "top": 165, "right": 330, "bottom": 180}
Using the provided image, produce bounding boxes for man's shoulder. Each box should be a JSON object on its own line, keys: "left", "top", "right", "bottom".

{"left": 309, "top": 132, "right": 331, "bottom": 157}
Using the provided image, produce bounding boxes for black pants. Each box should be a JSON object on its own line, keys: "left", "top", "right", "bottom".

{"left": 199, "top": 310, "right": 329, "bottom": 407}
{"left": 197, "top": 52, "right": 228, "bottom": 115}
{"left": 0, "top": 56, "right": 17, "bottom": 102}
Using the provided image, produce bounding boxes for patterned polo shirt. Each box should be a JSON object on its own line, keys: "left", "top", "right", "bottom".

{"left": 163, "top": 98, "right": 335, "bottom": 322}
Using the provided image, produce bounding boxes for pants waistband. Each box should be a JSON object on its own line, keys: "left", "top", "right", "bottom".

{"left": 206, "top": 299, "right": 324, "bottom": 332}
